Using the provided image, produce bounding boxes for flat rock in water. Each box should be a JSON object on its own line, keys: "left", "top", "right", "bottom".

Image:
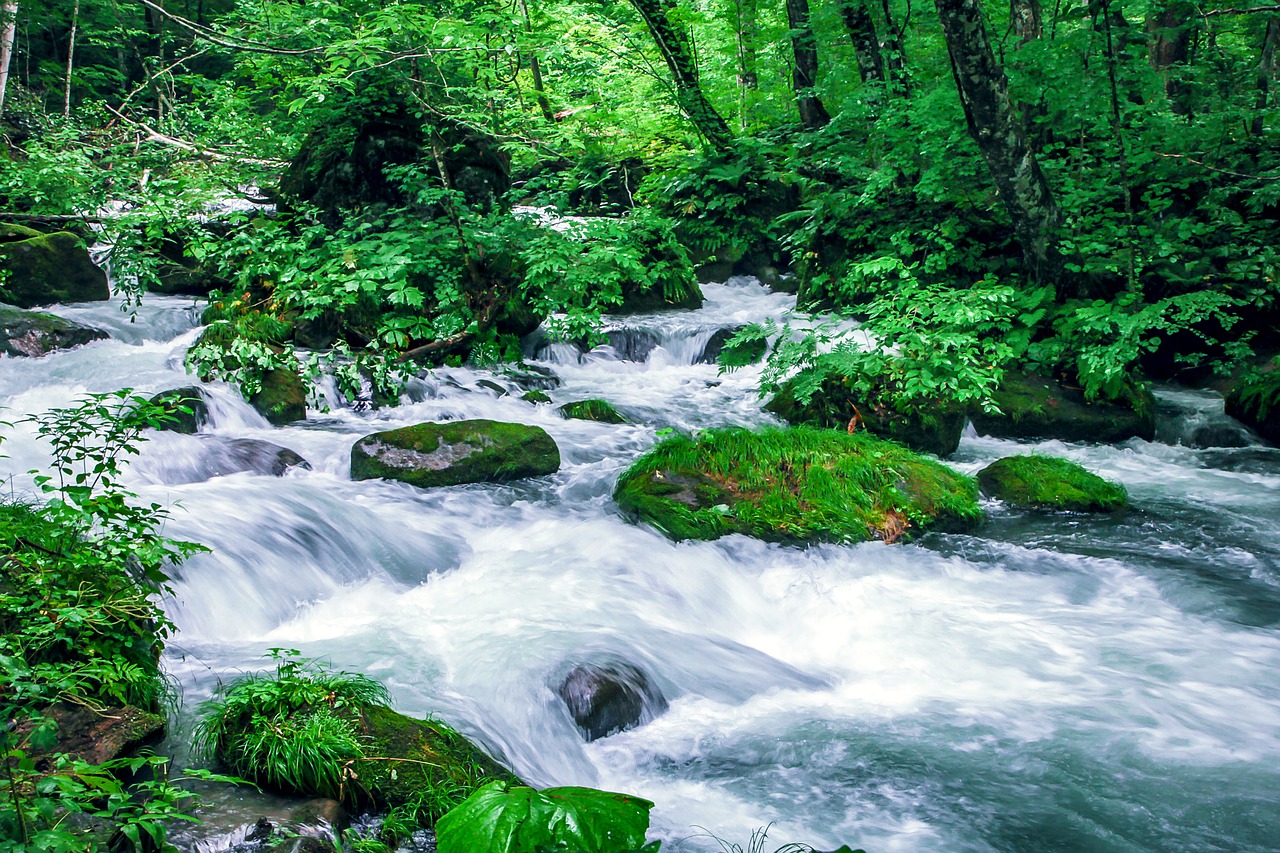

{"left": 0, "top": 304, "right": 108, "bottom": 357}
{"left": 160, "top": 437, "right": 310, "bottom": 484}
{"left": 350, "top": 419, "right": 560, "bottom": 488}
{"left": 977, "top": 455, "right": 1128, "bottom": 512}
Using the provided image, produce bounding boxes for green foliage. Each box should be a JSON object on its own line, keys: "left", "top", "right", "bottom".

{"left": 1228, "top": 359, "right": 1280, "bottom": 423}
{"left": 435, "top": 780, "right": 659, "bottom": 853}
{"left": 193, "top": 650, "right": 390, "bottom": 802}
{"left": 559, "top": 399, "right": 628, "bottom": 424}
{"left": 614, "top": 426, "right": 982, "bottom": 543}
{"left": 977, "top": 455, "right": 1129, "bottom": 513}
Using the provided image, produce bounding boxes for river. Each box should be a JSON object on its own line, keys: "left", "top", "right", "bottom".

{"left": 3, "top": 278, "right": 1279, "bottom": 852}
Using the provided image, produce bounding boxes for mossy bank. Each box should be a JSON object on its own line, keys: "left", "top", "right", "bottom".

{"left": 614, "top": 426, "right": 982, "bottom": 543}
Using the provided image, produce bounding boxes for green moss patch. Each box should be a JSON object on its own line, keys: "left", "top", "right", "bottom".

{"left": 521, "top": 389, "right": 552, "bottom": 404}
{"left": 613, "top": 426, "right": 982, "bottom": 543}
{"left": 977, "top": 455, "right": 1128, "bottom": 512}
{"left": 559, "top": 398, "right": 628, "bottom": 424}
{"left": 970, "top": 371, "right": 1155, "bottom": 444}
{"left": 351, "top": 419, "right": 561, "bottom": 488}
{"left": 0, "top": 230, "right": 109, "bottom": 308}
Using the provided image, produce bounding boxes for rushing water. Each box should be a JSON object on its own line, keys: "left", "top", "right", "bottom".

{"left": 3, "top": 280, "right": 1280, "bottom": 853}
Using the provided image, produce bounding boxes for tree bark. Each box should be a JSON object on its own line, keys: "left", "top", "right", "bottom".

{"left": 517, "top": 0, "right": 555, "bottom": 123}
{"left": 1251, "top": 16, "right": 1278, "bottom": 135}
{"left": 839, "top": 0, "right": 885, "bottom": 83}
{"left": 879, "top": 0, "right": 910, "bottom": 90}
{"left": 1010, "top": 0, "right": 1042, "bottom": 47}
{"left": 736, "top": 0, "right": 759, "bottom": 128}
{"left": 1147, "top": 0, "right": 1195, "bottom": 113}
{"left": 628, "top": 0, "right": 733, "bottom": 147}
{"left": 934, "top": 0, "right": 1063, "bottom": 286}
{"left": 0, "top": 1, "right": 17, "bottom": 115}
{"left": 64, "top": 0, "right": 79, "bottom": 116}
{"left": 786, "top": 0, "right": 830, "bottom": 128}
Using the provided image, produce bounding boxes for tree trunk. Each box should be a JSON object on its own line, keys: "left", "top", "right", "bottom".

{"left": 735, "top": 0, "right": 759, "bottom": 128}
{"left": 786, "top": 0, "right": 830, "bottom": 128}
{"left": 63, "top": 0, "right": 79, "bottom": 116}
{"left": 879, "top": 0, "right": 910, "bottom": 91}
{"left": 1147, "top": 0, "right": 1195, "bottom": 113}
{"left": 0, "top": 1, "right": 17, "bottom": 115}
{"left": 1010, "top": 0, "right": 1042, "bottom": 47}
{"left": 934, "top": 0, "right": 1063, "bottom": 286}
{"left": 1251, "top": 16, "right": 1278, "bottom": 136}
{"left": 517, "top": 0, "right": 555, "bottom": 123}
{"left": 840, "top": 0, "right": 885, "bottom": 83}
{"left": 628, "top": 0, "right": 733, "bottom": 147}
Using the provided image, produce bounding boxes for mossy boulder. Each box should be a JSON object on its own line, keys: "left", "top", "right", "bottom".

{"left": 970, "top": 371, "right": 1156, "bottom": 444}
{"left": 150, "top": 386, "right": 212, "bottom": 433}
{"left": 251, "top": 368, "right": 308, "bottom": 425}
{"left": 559, "top": 399, "right": 628, "bottom": 424}
{"left": 0, "top": 227, "right": 109, "bottom": 308}
{"left": 15, "top": 703, "right": 165, "bottom": 767}
{"left": 977, "top": 455, "right": 1128, "bottom": 512}
{"left": 350, "top": 704, "right": 520, "bottom": 813}
{"left": 766, "top": 377, "right": 966, "bottom": 458}
{"left": 614, "top": 426, "right": 982, "bottom": 543}
{"left": 1224, "top": 361, "right": 1280, "bottom": 445}
{"left": 351, "top": 419, "right": 560, "bottom": 488}
{"left": 0, "top": 304, "right": 107, "bottom": 357}
{"left": 699, "top": 326, "right": 767, "bottom": 366}
{"left": 521, "top": 389, "right": 552, "bottom": 404}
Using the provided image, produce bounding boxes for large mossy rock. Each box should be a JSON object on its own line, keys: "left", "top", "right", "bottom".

{"left": 0, "top": 304, "right": 107, "bottom": 357}
{"left": 351, "top": 419, "right": 560, "bottom": 487}
{"left": 614, "top": 426, "right": 982, "bottom": 543}
{"left": 977, "top": 455, "right": 1128, "bottom": 512}
{"left": 970, "top": 371, "right": 1156, "bottom": 443}
{"left": 0, "top": 225, "right": 109, "bottom": 307}
{"left": 15, "top": 703, "right": 165, "bottom": 767}
{"left": 251, "top": 369, "right": 308, "bottom": 425}
{"left": 1224, "top": 363, "right": 1280, "bottom": 445}
{"left": 559, "top": 399, "right": 628, "bottom": 424}
{"left": 766, "top": 377, "right": 966, "bottom": 458}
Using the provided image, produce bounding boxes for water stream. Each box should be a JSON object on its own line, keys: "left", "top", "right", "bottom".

{"left": 3, "top": 279, "right": 1279, "bottom": 852}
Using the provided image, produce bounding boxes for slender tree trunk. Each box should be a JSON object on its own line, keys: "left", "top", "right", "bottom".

{"left": 1010, "top": 0, "right": 1042, "bottom": 47}
{"left": 879, "top": 0, "right": 910, "bottom": 90}
{"left": 934, "top": 0, "right": 1063, "bottom": 286}
{"left": 785, "top": 0, "right": 830, "bottom": 128}
{"left": 840, "top": 0, "right": 885, "bottom": 83}
{"left": 63, "top": 0, "right": 79, "bottom": 116}
{"left": 1251, "top": 16, "right": 1278, "bottom": 136}
{"left": 735, "top": 0, "right": 759, "bottom": 128}
{"left": 1147, "top": 0, "right": 1195, "bottom": 113}
{"left": 0, "top": 1, "right": 17, "bottom": 115}
{"left": 517, "top": 0, "right": 555, "bottom": 122}
{"left": 628, "top": 0, "right": 733, "bottom": 147}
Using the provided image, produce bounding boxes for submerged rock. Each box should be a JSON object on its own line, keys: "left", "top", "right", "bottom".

{"left": 557, "top": 661, "right": 668, "bottom": 741}
{"left": 521, "top": 389, "right": 552, "bottom": 404}
{"left": 766, "top": 377, "right": 965, "bottom": 458}
{"left": 350, "top": 419, "right": 560, "bottom": 487}
{"left": 970, "top": 371, "right": 1156, "bottom": 443}
{"left": 977, "top": 455, "right": 1128, "bottom": 512}
{"left": 559, "top": 398, "right": 628, "bottom": 424}
{"left": 0, "top": 224, "right": 109, "bottom": 307}
{"left": 699, "top": 326, "right": 766, "bottom": 365}
{"left": 614, "top": 426, "right": 981, "bottom": 543}
{"left": 206, "top": 438, "right": 310, "bottom": 478}
{"left": 251, "top": 369, "right": 308, "bottom": 425}
{"left": 0, "top": 304, "right": 107, "bottom": 357}
{"left": 150, "top": 385, "right": 212, "bottom": 433}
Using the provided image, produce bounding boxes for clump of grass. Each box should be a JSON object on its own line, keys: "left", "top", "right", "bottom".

{"left": 977, "top": 455, "right": 1128, "bottom": 512}
{"left": 560, "top": 398, "right": 628, "bottom": 423}
{"left": 614, "top": 426, "right": 981, "bottom": 543}
{"left": 194, "top": 650, "right": 390, "bottom": 801}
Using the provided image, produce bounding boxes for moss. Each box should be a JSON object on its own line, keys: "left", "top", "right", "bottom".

{"left": 251, "top": 368, "right": 308, "bottom": 425}
{"left": 351, "top": 419, "right": 561, "bottom": 487}
{"left": 559, "top": 398, "right": 628, "bottom": 424}
{"left": 970, "top": 371, "right": 1156, "bottom": 443}
{"left": 0, "top": 230, "right": 109, "bottom": 308}
{"left": 349, "top": 704, "right": 520, "bottom": 821}
{"left": 766, "top": 377, "right": 965, "bottom": 457}
{"left": 0, "top": 222, "right": 44, "bottom": 241}
{"left": 613, "top": 426, "right": 982, "bottom": 544}
{"left": 521, "top": 389, "right": 552, "bottom": 404}
{"left": 977, "top": 455, "right": 1128, "bottom": 512}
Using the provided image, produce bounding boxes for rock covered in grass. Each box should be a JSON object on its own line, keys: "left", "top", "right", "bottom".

{"left": 557, "top": 662, "right": 668, "bottom": 741}
{"left": 766, "top": 377, "right": 965, "bottom": 458}
{"left": 613, "top": 426, "right": 982, "bottom": 543}
{"left": 977, "top": 455, "right": 1128, "bottom": 512}
{"left": 559, "top": 399, "right": 628, "bottom": 424}
{"left": 351, "top": 419, "right": 560, "bottom": 488}
{"left": 0, "top": 224, "right": 109, "bottom": 308}
{"left": 970, "top": 370, "right": 1155, "bottom": 444}
{"left": 0, "top": 304, "right": 108, "bottom": 357}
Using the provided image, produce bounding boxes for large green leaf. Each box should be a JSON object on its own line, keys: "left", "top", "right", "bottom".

{"left": 435, "top": 780, "right": 658, "bottom": 853}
